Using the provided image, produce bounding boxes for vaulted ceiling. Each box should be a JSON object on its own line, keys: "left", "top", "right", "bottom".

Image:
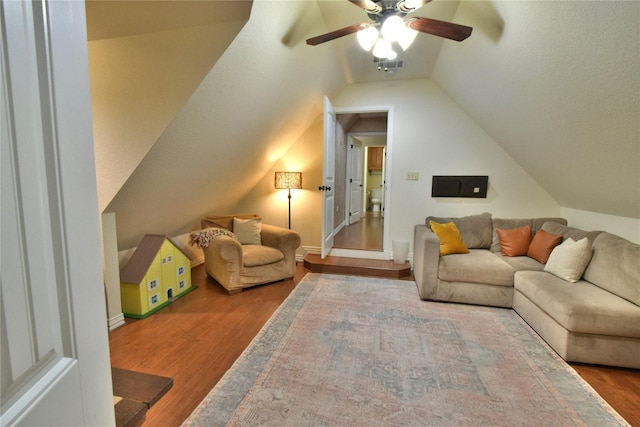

{"left": 86, "top": 0, "right": 639, "bottom": 249}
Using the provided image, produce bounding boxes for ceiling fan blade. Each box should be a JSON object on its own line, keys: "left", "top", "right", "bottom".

{"left": 306, "top": 24, "right": 367, "bottom": 46}
{"left": 348, "top": 0, "right": 382, "bottom": 14}
{"left": 407, "top": 16, "right": 472, "bottom": 41}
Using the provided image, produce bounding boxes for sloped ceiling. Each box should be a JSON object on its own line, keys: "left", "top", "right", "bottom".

{"left": 86, "top": 0, "right": 253, "bottom": 211}
{"left": 95, "top": 0, "right": 639, "bottom": 249}
{"left": 432, "top": 1, "right": 639, "bottom": 219}
{"left": 105, "top": 0, "right": 346, "bottom": 249}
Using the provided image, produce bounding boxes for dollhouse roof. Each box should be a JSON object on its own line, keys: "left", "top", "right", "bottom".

{"left": 120, "top": 234, "right": 189, "bottom": 284}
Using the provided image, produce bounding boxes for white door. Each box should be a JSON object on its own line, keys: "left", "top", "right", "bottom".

{"left": 321, "top": 96, "right": 336, "bottom": 258}
{"left": 348, "top": 140, "right": 363, "bottom": 224}
{"left": 1, "top": 1, "right": 114, "bottom": 425}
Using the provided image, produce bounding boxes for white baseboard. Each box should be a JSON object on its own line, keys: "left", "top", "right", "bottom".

{"left": 191, "top": 255, "right": 204, "bottom": 268}
{"left": 108, "top": 313, "right": 126, "bottom": 331}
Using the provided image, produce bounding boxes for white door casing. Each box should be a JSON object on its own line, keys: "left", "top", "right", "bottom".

{"left": 321, "top": 96, "right": 336, "bottom": 258}
{"left": 1, "top": 1, "right": 114, "bottom": 425}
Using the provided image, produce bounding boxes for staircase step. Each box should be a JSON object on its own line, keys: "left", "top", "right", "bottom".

{"left": 112, "top": 368, "right": 173, "bottom": 427}
{"left": 303, "top": 254, "right": 412, "bottom": 279}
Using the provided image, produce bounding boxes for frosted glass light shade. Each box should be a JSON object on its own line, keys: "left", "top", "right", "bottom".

{"left": 357, "top": 26, "right": 379, "bottom": 51}
{"left": 398, "top": 26, "right": 418, "bottom": 50}
{"left": 373, "top": 38, "right": 394, "bottom": 59}
{"left": 274, "top": 172, "right": 302, "bottom": 190}
{"left": 381, "top": 15, "right": 405, "bottom": 42}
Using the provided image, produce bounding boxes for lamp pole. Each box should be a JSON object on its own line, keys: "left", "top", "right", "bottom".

{"left": 287, "top": 187, "right": 292, "bottom": 229}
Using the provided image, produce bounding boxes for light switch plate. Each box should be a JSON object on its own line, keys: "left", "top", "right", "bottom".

{"left": 406, "top": 172, "right": 419, "bottom": 180}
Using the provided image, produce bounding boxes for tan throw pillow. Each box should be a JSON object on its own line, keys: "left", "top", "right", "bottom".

{"left": 429, "top": 221, "right": 469, "bottom": 256}
{"left": 527, "top": 229, "right": 563, "bottom": 264}
{"left": 497, "top": 225, "right": 532, "bottom": 256}
{"left": 544, "top": 238, "right": 593, "bottom": 282}
{"left": 233, "top": 217, "right": 262, "bottom": 245}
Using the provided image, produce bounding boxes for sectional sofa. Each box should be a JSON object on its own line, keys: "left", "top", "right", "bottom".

{"left": 413, "top": 213, "right": 640, "bottom": 369}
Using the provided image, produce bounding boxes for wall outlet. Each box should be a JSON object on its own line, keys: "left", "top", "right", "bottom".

{"left": 406, "top": 172, "right": 419, "bottom": 181}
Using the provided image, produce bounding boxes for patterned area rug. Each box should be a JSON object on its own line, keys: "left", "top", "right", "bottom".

{"left": 183, "top": 273, "right": 628, "bottom": 426}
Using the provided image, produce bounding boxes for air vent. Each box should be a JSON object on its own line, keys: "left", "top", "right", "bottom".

{"left": 373, "top": 57, "right": 405, "bottom": 73}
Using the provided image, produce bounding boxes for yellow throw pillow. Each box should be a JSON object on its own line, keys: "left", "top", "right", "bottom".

{"left": 429, "top": 221, "right": 469, "bottom": 256}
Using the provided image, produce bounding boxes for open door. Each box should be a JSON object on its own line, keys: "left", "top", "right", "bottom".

{"left": 348, "top": 139, "right": 363, "bottom": 224}
{"left": 1, "top": 1, "right": 114, "bottom": 425}
{"left": 320, "top": 96, "right": 336, "bottom": 258}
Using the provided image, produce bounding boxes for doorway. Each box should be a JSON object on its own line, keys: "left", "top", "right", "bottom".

{"left": 320, "top": 102, "right": 392, "bottom": 260}
{"left": 333, "top": 132, "right": 387, "bottom": 252}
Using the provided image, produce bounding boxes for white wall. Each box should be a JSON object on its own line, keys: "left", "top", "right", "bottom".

{"left": 333, "top": 79, "right": 561, "bottom": 251}
{"left": 561, "top": 207, "right": 640, "bottom": 244}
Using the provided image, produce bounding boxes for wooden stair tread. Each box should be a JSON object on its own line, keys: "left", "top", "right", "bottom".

{"left": 303, "top": 254, "right": 411, "bottom": 279}
{"left": 112, "top": 368, "right": 173, "bottom": 427}
{"left": 115, "top": 398, "right": 147, "bottom": 427}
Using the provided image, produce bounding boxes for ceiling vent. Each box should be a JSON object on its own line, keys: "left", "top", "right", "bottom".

{"left": 373, "top": 57, "right": 405, "bottom": 74}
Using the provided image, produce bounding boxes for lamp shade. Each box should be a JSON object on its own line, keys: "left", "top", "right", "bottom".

{"left": 274, "top": 171, "right": 302, "bottom": 190}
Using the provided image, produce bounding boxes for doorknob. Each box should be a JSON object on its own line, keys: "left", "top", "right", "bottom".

{"left": 318, "top": 186, "right": 332, "bottom": 191}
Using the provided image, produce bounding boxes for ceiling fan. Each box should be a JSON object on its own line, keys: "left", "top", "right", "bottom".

{"left": 307, "top": 0, "right": 472, "bottom": 60}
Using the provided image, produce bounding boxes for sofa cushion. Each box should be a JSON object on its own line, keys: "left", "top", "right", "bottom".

{"left": 540, "top": 221, "right": 602, "bottom": 246}
{"left": 499, "top": 255, "right": 545, "bottom": 272}
{"left": 584, "top": 232, "right": 640, "bottom": 306}
{"left": 497, "top": 225, "right": 532, "bottom": 256}
{"left": 234, "top": 217, "right": 262, "bottom": 245}
{"left": 429, "top": 221, "right": 469, "bottom": 255}
{"left": 242, "top": 245, "right": 284, "bottom": 267}
{"left": 515, "top": 271, "right": 640, "bottom": 338}
{"left": 491, "top": 217, "right": 566, "bottom": 253}
{"left": 438, "top": 249, "right": 514, "bottom": 287}
{"left": 426, "top": 212, "right": 492, "bottom": 249}
{"left": 544, "top": 238, "right": 592, "bottom": 283}
{"left": 527, "top": 229, "right": 563, "bottom": 263}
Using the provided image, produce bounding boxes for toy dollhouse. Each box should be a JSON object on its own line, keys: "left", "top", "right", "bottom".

{"left": 120, "top": 234, "right": 193, "bottom": 318}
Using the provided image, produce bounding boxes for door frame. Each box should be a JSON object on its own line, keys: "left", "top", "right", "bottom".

{"left": 328, "top": 105, "right": 394, "bottom": 261}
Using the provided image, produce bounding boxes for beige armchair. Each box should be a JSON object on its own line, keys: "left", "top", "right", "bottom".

{"left": 194, "top": 214, "right": 301, "bottom": 294}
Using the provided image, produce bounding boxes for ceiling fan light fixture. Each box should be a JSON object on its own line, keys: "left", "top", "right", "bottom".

{"left": 357, "top": 25, "right": 379, "bottom": 51}
{"left": 372, "top": 38, "right": 395, "bottom": 60}
{"left": 397, "top": 26, "right": 418, "bottom": 50}
{"left": 380, "top": 15, "right": 405, "bottom": 43}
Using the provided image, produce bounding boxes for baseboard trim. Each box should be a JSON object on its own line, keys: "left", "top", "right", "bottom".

{"left": 109, "top": 313, "right": 126, "bottom": 331}
{"left": 191, "top": 255, "right": 204, "bottom": 268}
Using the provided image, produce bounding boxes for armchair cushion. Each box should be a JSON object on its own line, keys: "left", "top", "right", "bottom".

{"left": 243, "top": 245, "right": 284, "bottom": 267}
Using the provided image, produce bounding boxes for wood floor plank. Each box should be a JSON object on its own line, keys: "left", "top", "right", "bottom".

{"left": 109, "top": 262, "right": 640, "bottom": 426}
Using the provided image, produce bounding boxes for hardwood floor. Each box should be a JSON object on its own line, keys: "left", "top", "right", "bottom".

{"left": 333, "top": 212, "right": 383, "bottom": 251}
{"left": 109, "top": 262, "right": 640, "bottom": 426}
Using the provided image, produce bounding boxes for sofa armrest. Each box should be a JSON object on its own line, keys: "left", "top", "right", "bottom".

{"left": 413, "top": 224, "right": 441, "bottom": 300}
{"left": 260, "top": 224, "right": 301, "bottom": 261}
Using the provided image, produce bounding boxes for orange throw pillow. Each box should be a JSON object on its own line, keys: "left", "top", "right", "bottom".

{"left": 527, "top": 229, "right": 563, "bottom": 263}
{"left": 429, "top": 221, "right": 469, "bottom": 256}
{"left": 497, "top": 225, "right": 532, "bottom": 256}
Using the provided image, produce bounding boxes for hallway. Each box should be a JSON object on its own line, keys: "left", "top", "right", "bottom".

{"left": 333, "top": 212, "right": 383, "bottom": 251}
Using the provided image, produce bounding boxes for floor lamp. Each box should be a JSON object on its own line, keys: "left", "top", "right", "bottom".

{"left": 274, "top": 171, "right": 302, "bottom": 229}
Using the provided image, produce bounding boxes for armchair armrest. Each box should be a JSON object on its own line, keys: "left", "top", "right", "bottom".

{"left": 413, "top": 224, "right": 441, "bottom": 300}
{"left": 202, "top": 235, "right": 243, "bottom": 289}
{"left": 260, "top": 224, "right": 301, "bottom": 262}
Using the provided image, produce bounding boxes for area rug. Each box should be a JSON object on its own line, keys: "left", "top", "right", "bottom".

{"left": 183, "top": 273, "right": 628, "bottom": 426}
